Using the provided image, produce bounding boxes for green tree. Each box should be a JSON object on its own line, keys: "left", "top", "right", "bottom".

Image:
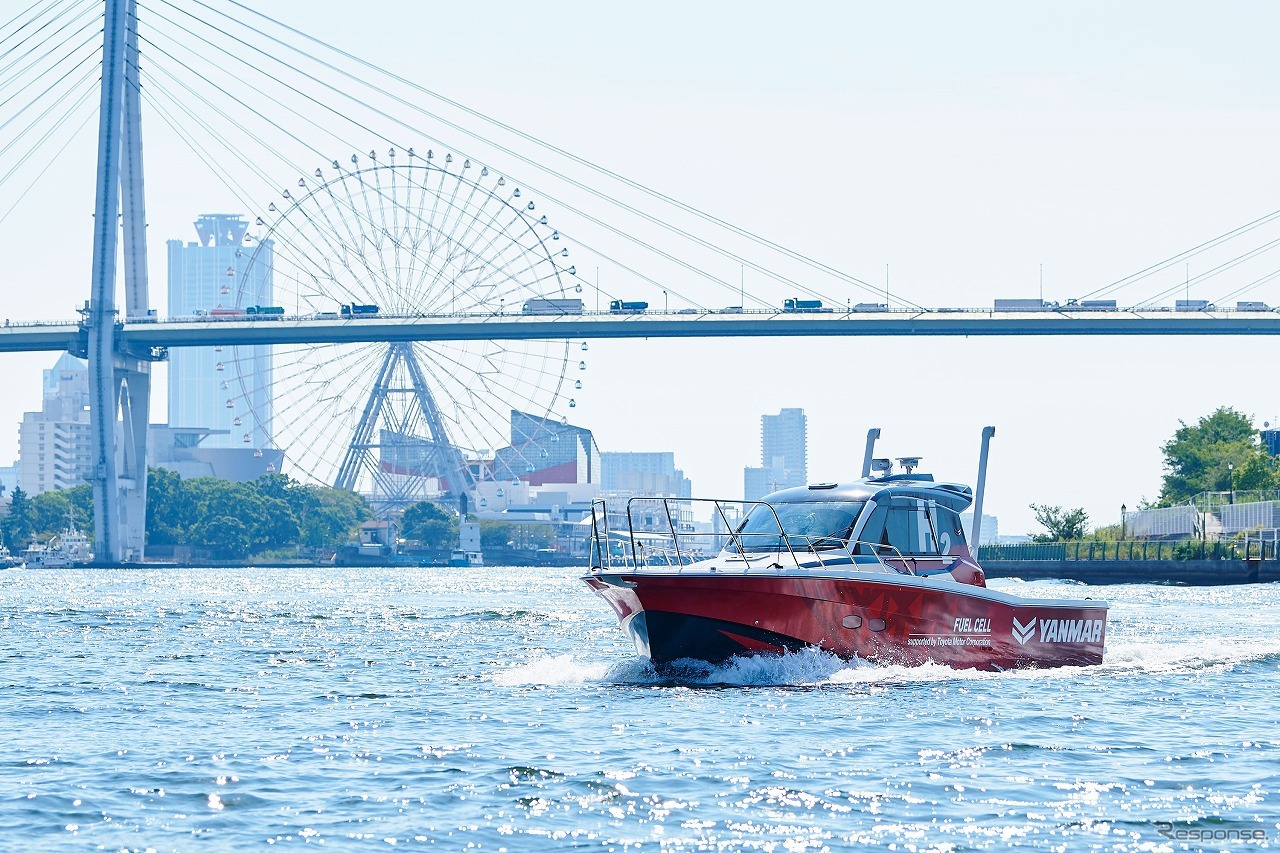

{"left": 478, "top": 520, "right": 554, "bottom": 549}
{"left": 1030, "top": 504, "right": 1089, "bottom": 542}
{"left": 254, "top": 474, "right": 319, "bottom": 523}
{"left": 3, "top": 486, "right": 33, "bottom": 550}
{"left": 1159, "top": 407, "right": 1277, "bottom": 504}
{"left": 400, "top": 501, "right": 455, "bottom": 548}
{"left": 298, "top": 487, "right": 370, "bottom": 550}
{"left": 191, "top": 515, "right": 251, "bottom": 559}
{"left": 138, "top": 470, "right": 373, "bottom": 557}
{"left": 245, "top": 494, "right": 299, "bottom": 551}
{"left": 29, "top": 486, "right": 92, "bottom": 542}
{"left": 147, "top": 467, "right": 192, "bottom": 545}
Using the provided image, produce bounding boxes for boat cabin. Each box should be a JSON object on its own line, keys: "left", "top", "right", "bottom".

{"left": 732, "top": 477, "right": 973, "bottom": 561}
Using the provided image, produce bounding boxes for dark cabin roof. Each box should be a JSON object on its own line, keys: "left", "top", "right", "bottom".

{"left": 761, "top": 477, "right": 974, "bottom": 512}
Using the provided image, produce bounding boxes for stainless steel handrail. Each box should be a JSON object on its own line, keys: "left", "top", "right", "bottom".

{"left": 590, "top": 497, "right": 942, "bottom": 577}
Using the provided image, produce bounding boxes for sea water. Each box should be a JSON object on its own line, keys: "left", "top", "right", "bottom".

{"left": 1, "top": 566, "right": 1277, "bottom": 850}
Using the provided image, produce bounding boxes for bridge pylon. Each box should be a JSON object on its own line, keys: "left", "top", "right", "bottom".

{"left": 84, "top": 0, "right": 156, "bottom": 563}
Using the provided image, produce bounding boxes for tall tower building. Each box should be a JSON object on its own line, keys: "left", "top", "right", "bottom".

{"left": 744, "top": 407, "right": 807, "bottom": 500}
{"left": 166, "top": 214, "right": 273, "bottom": 449}
{"left": 762, "top": 408, "right": 807, "bottom": 483}
{"left": 18, "top": 354, "right": 93, "bottom": 494}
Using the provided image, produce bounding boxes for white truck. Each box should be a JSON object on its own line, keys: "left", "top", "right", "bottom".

{"left": 523, "top": 298, "right": 584, "bottom": 315}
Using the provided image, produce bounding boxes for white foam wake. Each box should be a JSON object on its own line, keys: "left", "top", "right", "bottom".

{"left": 492, "top": 647, "right": 908, "bottom": 688}
{"left": 489, "top": 653, "right": 613, "bottom": 686}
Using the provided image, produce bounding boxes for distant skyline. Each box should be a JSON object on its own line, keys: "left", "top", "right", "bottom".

{"left": 5, "top": 1, "right": 1280, "bottom": 534}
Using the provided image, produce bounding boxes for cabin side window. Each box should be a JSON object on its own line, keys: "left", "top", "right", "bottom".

{"left": 853, "top": 503, "right": 889, "bottom": 555}
{"left": 932, "top": 505, "right": 967, "bottom": 552}
{"left": 855, "top": 498, "right": 946, "bottom": 556}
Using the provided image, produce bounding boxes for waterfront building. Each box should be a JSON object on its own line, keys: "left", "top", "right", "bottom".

{"left": 960, "top": 512, "right": 1000, "bottom": 546}
{"left": 471, "top": 411, "right": 602, "bottom": 520}
{"left": 166, "top": 214, "right": 273, "bottom": 449}
{"left": 744, "top": 408, "right": 807, "bottom": 500}
{"left": 18, "top": 353, "right": 93, "bottom": 494}
{"left": 148, "top": 425, "right": 285, "bottom": 482}
{"left": 601, "top": 450, "right": 695, "bottom": 532}
{"left": 0, "top": 462, "right": 17, "bottom": 499}
{"left": 492, "top": 410, "right": 599, "bottom": 487}
{"left": 600, "top": 451, "right": 692, "bottom": 498}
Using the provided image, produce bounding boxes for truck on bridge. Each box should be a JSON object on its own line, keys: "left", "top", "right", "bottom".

{"left": 609, "top": 300, "right": 649, "bottom": 314}
{"left": 341, "top": 304, "right": 380, "bottom": 317}
{"left": 523, "top": 298, "right": 584, "bottom": 315}
{"left": 246, "top": 305, "right": 285, "bottom": 318}
{"left": 783, "top": 298, "right": 834, "bottom": 313}
{"left": 994, "top": 298, "right": 1058, "bottom": 311}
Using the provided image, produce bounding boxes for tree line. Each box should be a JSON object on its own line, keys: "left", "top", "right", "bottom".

{"left": 2, "top": 470, "right": 371, "bottom": 559}
{"left": 1, "top": 470, "right": 560, "bottom": 560}
{"left": 1029, "top": 407, "right": 1278, "bottom": 542}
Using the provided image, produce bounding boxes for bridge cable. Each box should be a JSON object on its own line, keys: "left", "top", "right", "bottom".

{"left": 211, "top": 0, "right": 912, "bottom": 311}
{"left": 143, "top": 1, "right": 754, "bottom": 311}
{"left": 1211, "top": 268, "right": 1280, "bottom": 306}
{"left": 154, "top": 0, "right": 896, "bottom": 311}
{"left": 1075, "top": 206, "right": 1280, "bottom": 303}
{"left": 138, "top": 6, "right": 718, "bottom": 311}
{"left": 0, "top": 4, "right": 101, "bottom": 105}
{"left": 1135, "top": 234, "right": 1280, "bottom": 309}
{"left": 0, "top": 93, "right": 96, "bottom": 229}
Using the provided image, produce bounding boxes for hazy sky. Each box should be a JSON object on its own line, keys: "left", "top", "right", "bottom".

{"left": 6, "top": 1, "right": 1280, "bottom": 534}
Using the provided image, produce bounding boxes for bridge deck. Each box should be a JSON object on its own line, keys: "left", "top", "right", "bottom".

{"left": 1, "top": 309, "right": 1279, "bottom": 352}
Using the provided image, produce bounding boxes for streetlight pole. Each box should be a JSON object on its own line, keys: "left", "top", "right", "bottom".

{"left": 1228, "top": 462, "right": 1235, "bottom": 505}
{"left": 1120, "top": 503, "right": 1126, "bottom": 540}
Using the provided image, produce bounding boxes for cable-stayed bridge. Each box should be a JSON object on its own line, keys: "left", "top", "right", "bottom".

{"left": 8, "top": 0, "right": 1280, "bottom": 560}
{"left": 4, "top": 307, "right": 1280, "bottom": 354}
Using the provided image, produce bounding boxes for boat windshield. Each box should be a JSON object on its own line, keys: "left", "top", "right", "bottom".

{"left": 730, "top": 501, "right": 866, "bottom": 552}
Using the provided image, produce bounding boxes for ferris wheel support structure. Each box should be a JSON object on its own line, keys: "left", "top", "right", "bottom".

{"left": 333, "top": 342, "right": 472, "bottom": 510}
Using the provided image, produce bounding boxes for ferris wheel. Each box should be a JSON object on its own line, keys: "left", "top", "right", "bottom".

{"left": 220, "top": 148, "right": 585, "bottom": 507}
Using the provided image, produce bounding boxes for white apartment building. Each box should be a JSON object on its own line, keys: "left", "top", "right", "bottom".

{"left": 18, "top": 353, "right": 93, "bottom": 494}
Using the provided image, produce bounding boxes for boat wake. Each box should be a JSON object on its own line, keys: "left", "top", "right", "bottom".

{"left": 1098, "top": 635, "right": 1280, "bottom": 675}
{"left": 490, "top": 634, "right": 1280, "bottom": 689}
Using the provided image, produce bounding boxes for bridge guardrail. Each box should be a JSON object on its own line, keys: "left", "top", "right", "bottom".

{"left": 4, "top": 303, "right": 1280, "bottom": 328}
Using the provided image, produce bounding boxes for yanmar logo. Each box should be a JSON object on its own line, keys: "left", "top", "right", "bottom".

{"left": 1011, "top": 617, "right": 1103, "bottom": 645}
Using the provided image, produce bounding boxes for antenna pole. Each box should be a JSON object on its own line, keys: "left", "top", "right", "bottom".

{"left": 971, "top": 426, "right": 995, "bottom": 548}
{"left": 861, "top": 428, "right": 880, "bottom": 478}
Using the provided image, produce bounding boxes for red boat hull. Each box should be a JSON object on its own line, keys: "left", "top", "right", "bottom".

{"left": 585, "top": 571, "right": 1106, "bottom": 670}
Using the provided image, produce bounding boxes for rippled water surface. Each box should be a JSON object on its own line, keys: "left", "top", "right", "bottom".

{"left": 1, "top": 566, "right": 1278, "bottom": 850}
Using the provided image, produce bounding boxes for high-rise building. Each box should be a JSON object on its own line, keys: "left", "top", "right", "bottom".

{"left": 166, "top": 214, "right": 273, "bottom": 449}
{"left": 762, "top": 408, "right": 807, "bottom": 484}
{"left": 601, "top": 451, "right": 692, "bottom": 498}
{"left": 18, "top": 353, "right": 93, "bottom": 494}
{"left": 744, "top": 407, "right": 807, "bottom": 500}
